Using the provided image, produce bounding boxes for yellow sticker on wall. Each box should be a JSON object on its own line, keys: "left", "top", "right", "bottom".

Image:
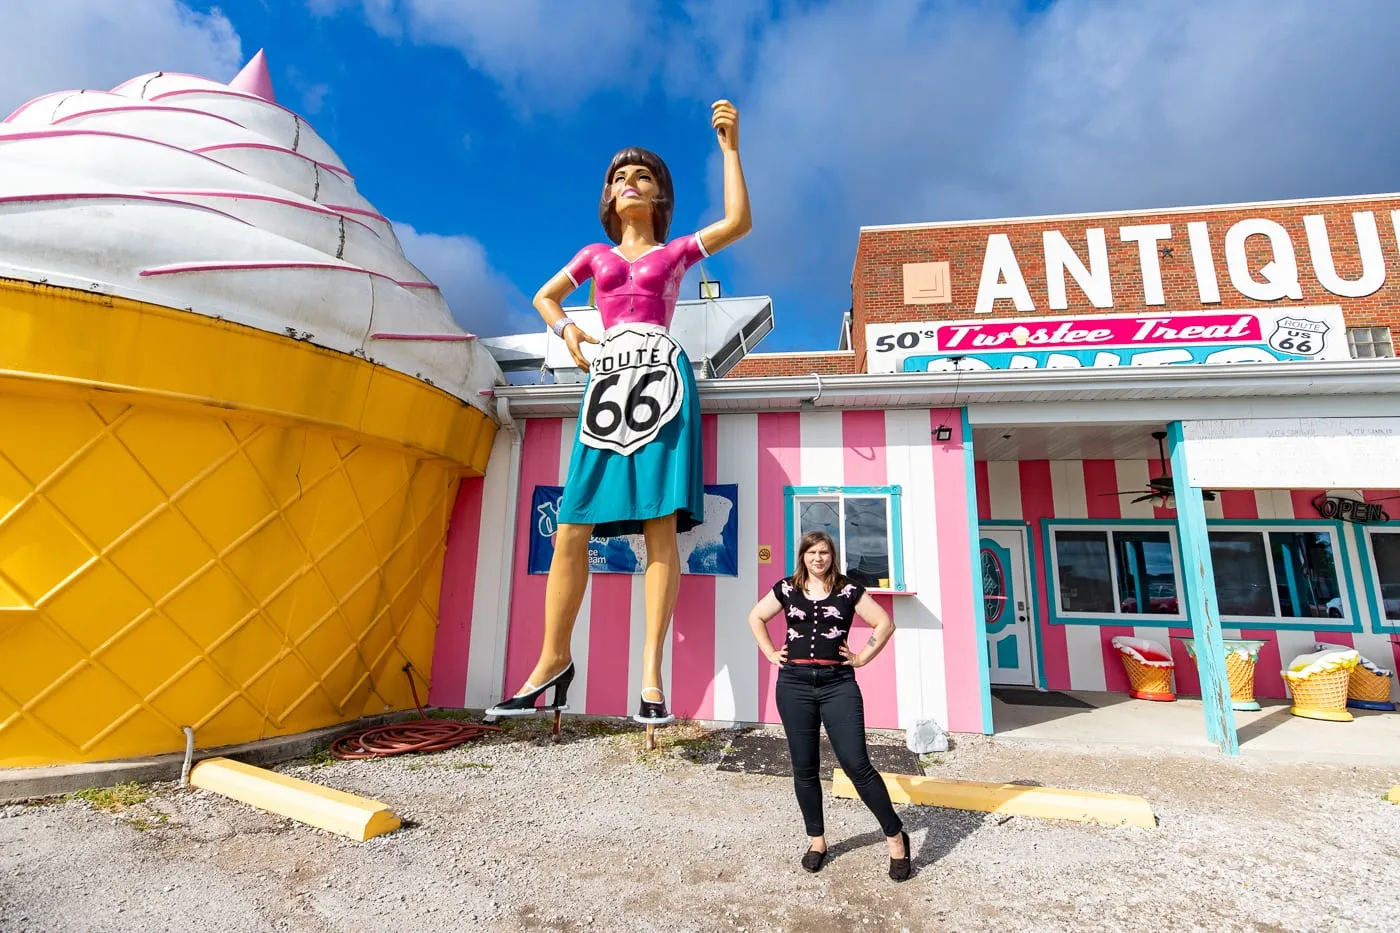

{"left": 758, "top": 545, "right": 772, "bottom": 564}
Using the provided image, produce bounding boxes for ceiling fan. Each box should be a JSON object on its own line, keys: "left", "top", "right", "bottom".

{"left": 1101, "top": 430, "right": 1217, "bottom": 504}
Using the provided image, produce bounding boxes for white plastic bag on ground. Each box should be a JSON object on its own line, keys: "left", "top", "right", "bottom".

{"left": 906, "top": 718, "right": 948, "bottom": 754}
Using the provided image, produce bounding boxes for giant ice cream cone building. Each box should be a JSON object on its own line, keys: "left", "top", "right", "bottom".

{"left": 0, "top": 52, "right": 501, "bottom": 767}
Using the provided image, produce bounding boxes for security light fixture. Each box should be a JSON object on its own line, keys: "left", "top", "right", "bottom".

{"left": 699, "top": 280, "right": 722, "bottom": 300}
{"left": 934, "top": 425, "right": 953, "bottom": 442}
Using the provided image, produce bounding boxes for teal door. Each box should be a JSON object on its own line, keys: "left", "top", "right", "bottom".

{"left": 980, "top": 527, "right": 1034, "bottom": 686}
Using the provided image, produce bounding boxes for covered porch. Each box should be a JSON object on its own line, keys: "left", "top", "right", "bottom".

{"left": 991, "top": 689, "right": 1400, "bottom": 764}
{"left": 967, "top": 364, "right": 1400, "bottom": 754}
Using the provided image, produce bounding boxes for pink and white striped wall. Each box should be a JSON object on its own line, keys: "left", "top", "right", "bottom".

{"left": 430, "top": 408, "right": 987, "bottom": 733}
{"left": 975, "top": 459, "right": 1400, "bottom": 700}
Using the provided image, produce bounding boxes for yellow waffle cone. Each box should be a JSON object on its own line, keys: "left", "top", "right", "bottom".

{"left": 0, "top": 281, "right": 496, "bottom": 766}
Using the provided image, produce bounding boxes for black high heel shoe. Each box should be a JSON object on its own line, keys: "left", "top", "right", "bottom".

{"left": 485, "top": 662, "right": 575, "bottom": 717}
{"left": 632, "top": 686, "right": 675, "bottom": 725}
{"left": 888, "top": 830, "right": 911, "bottom": 882}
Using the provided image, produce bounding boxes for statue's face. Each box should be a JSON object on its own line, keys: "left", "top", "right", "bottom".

{"left": 610, "top": 163, "right": 660, "bottom": 220}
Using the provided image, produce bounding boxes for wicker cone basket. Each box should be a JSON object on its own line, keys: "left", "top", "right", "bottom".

{"left": 1348, "top": 666, "right": 1393, "bottom": 703}
{"left": 1119, "top": 654, "right": 1175, "bottom": 701}
{"left": 1284, "top": 667, "right": 1353, "bottom": 722}
{"left": 1224, "top": 651, "right": 1258, "bottom": 705}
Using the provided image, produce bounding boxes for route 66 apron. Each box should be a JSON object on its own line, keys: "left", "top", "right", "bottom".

{"left": 578, "top": 324, "right": 685, "bottom": 457}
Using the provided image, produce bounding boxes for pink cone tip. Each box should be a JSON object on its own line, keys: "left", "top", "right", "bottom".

{"left": 229, "top": 49, "right": 276, "bottom": 103}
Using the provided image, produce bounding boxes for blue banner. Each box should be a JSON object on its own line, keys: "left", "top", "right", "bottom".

{"left": 527, "top": 484, "right": 739, "bottom": 576}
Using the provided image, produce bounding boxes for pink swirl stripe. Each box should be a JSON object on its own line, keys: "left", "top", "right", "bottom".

{"left": 53, "top": 105, "right": 246, "bottom": 129}
{"left": 147, "top": 189, "right": 379, "bottom": 234}
{"left": 138, "top": 260, "right": 438, "bottom": 291}
{"left": 147, "top": 87, "right": 303, "bottom": 120}
{"left": 0, "top": 192, "right": 247, "bottom": 225}
{"left": 193, "top": 142, "right": 354, "bottom": 180}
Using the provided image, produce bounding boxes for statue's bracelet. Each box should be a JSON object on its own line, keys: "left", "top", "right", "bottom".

{"left": 551, "top": 317, "right": 576, "bottom": 338}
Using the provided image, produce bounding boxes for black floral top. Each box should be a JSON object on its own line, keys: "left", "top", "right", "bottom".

{"left": 772, "top": 577, "right": 867, "bottom": 662}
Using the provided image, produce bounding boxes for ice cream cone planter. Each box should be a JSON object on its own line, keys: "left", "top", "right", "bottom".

{"left": 0, "top": 60, "right": 501, "bottom": 767}
{"left": 1282, "top": 649, "right": 1361, "bottom": 722}
{"left": 1177, "top": 638, "right": 1266, "bottom": 711}
{"left": 1110, "top": 636, "right": 1176, "bottom": 702}
{"left": 1313, "top": 643, "right": 1396, "bottom": 712}
{"left": 1347, "top": 665, "right": 1396, "bottom": 711}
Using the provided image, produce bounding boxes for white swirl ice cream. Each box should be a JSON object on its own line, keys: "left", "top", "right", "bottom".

{"left": 0, "top": 50, "right": 499, "bottom": 408}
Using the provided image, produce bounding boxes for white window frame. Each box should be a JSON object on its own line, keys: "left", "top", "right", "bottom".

{"left": 1346, "top": 326, "right": 1395, "bottom": 359}
{"left": 1047, "top": 523, "right": 1187, "bottom": 623}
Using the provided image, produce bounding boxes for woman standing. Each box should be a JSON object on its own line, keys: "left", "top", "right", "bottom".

{"left": 488, "top": 101, "right": 751, "bottom": 736}
{"left": 746, "top": 531, "right": 911, "bottom": 881}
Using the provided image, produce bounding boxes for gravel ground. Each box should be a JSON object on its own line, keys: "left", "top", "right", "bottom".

{"left": 1, "top": 715, "right": 1398, "bottom": 933}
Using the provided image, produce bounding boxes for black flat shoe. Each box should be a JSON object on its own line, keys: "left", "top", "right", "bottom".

{"left": 485, "top": 662, "right": 575, "bottom": 717}
{"left": 888, "top": 830, "right": 911, "bottom": 882}
{"left": 632, "top": 686, "right": 676, "bottom": 725}
{"left": 801, "top": 848, "right": 827, "bottom": 873}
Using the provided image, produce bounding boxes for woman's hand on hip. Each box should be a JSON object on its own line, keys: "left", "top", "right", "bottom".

{"left": 839, "top": 645, "right": 867, "bottom": 668}
{"left": 564, "top": 323, "right": 599, "bottom": 370}
{"left": 766, "top": 647, "right": 787, "bottom": 666}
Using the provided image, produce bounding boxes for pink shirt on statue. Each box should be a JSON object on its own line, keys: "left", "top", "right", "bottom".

{"left": 562, "top": 233, "right": 710, "bottom": 331}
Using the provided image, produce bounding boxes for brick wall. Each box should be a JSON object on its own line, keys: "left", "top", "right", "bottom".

{"left": 725, "top": 352, "right": 857, "bottom": 378}
{"left": 852, "top": 195, "right": 1400, "bottom": 371}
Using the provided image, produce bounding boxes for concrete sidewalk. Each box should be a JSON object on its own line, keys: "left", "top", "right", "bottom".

{"left": 992, "top": 691, "right": 1400, "bottom": 764}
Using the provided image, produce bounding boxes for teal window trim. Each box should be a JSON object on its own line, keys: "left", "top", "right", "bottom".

{"left": 1040, "top": 517, "right": 1363, "bottom": 631}
{"left": 1042, "top": 520, "right": 1188, "bottom": 627}
{"left": 783, "top": 484, "right": 907, "bottom": 592}
{"left": 1356, "top": 522, "right": 1400, "bottom": 635}
{"left": 1208, "top": 520, "right": 1363, "bottom": 633}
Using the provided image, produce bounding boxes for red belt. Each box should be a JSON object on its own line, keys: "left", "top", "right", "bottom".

{"left": 787, "top": 658, "right": 843, "bottom": 666}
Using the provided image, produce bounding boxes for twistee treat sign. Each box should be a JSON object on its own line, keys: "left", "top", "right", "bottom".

{"left": 866, "top": 306, "right": 1349, "bottom": 373}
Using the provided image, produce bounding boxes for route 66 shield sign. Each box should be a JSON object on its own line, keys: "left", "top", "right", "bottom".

{"left": 579, "top": 329, "right": 684, "bottom": 456}
{"left": 1267, "top": 317, "right": 1328, "bottom": 357}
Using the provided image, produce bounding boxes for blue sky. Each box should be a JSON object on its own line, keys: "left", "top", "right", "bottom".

{"left": 3, "top": 1, "right": 1399, "bottom": 350}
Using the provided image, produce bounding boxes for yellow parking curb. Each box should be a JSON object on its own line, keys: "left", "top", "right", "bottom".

{"left": 1385, "top": 786, "right": 1399, "bottom": 805}
{"left": 832, "top": 769, "right": 1156, "bottom": 829}
{"left": 189, "top": 757, "right": 402, "bottom": 842}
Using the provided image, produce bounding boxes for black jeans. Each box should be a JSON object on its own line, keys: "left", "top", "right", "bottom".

{"left": 774, "top": 664, "right": 904, "bottom": 839}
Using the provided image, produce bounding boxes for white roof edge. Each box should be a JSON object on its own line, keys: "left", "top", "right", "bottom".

{"left": 559, "top": 294, "right": 774, "bottom": 313}
{"left": 739, "top": 349, "right": 856, "bottom": 359}
{"left": 857, "top": 191, "right": 1400, "bottom": 236}
{"left": 495, "top": 359, "right": 1400, "bottom": 416}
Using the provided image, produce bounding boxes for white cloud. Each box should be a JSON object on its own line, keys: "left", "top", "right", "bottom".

{"left": 393, "top": 222, "right": 537, "bottom": 337}
{"left": 0, "top": 0, "right": 243, "bottom": 115}
{"left": 696, "top": 0, "right": 1400, "bottom": 297}
{"left": 320, "top": 0, "right": 1400, "bottom": 328}
{"left": 313, "top": 0, "right": 662, "bottom": 111}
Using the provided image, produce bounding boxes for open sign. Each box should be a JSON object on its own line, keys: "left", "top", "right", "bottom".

{"left": 1313, "top": 494, "right": 1389, "bottom": 524}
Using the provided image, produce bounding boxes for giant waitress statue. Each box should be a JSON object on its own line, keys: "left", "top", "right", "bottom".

{"left": 487, "top": 100, "right": 752, "bottom": 742}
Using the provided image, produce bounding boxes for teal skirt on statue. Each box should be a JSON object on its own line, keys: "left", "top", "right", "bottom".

{"left": 556, "top": 325, "right": 704, "bottom": 536}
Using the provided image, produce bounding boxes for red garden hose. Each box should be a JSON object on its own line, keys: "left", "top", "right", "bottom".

{"left": 329, "top": 664, "right": 499, "bottom": 760}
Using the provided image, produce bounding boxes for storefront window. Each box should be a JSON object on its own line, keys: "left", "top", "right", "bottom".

{"left": 1055, "top": 531, "right": 1114, "bottom": 613}
{"left": 1367, "top": 531, "right": 1400, "bottom": 622}
{"left": 1114, "top": 531, "right": 1179, "bottom": 615}
{"left": 790, "top": 488, "right": 903, "bottom": 590}
{"left": 1209, "top": 532, "right": 1275, "bottom": 616}
{"left": 1050, "top": 526, "right": 1181, "bottom": 618}
{"left": 1209, "top": 528, "right": 1344, "bottom": 619}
